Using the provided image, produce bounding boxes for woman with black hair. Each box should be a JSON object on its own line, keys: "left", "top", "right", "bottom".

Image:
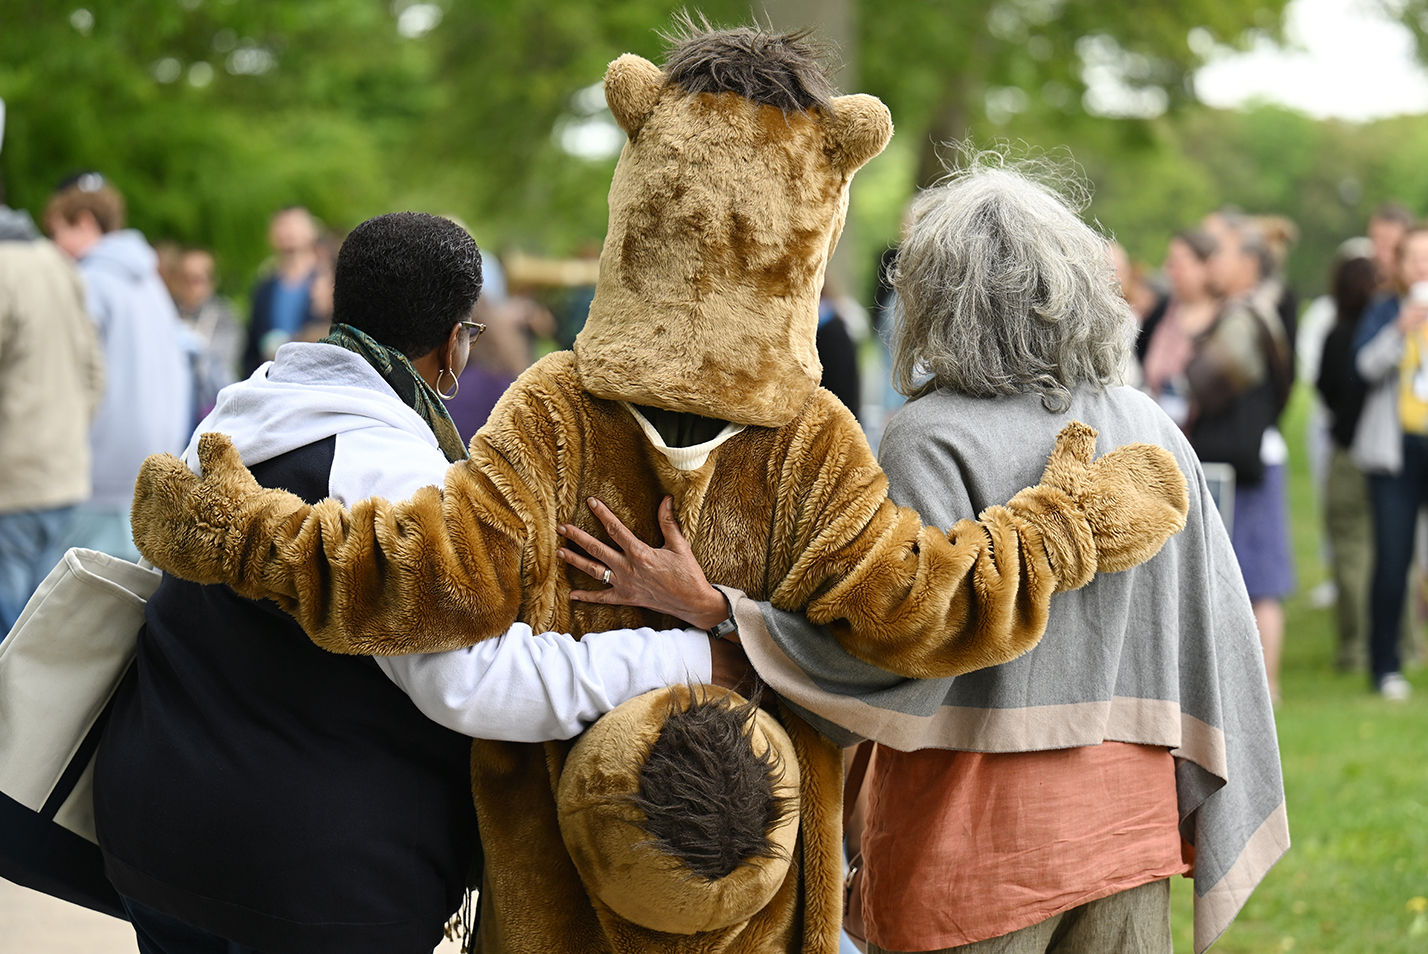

{"left": 93, "top": 212, "right": 741, "bottom": 954}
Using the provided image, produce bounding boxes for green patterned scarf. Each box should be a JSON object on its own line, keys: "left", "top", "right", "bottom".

{"left": 320, "top": 322, "right": 469, "bottom": 463}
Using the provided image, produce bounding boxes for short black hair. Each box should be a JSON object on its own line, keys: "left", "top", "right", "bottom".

{"left": 333, "top": 212, "right": 482, "bottom": 360}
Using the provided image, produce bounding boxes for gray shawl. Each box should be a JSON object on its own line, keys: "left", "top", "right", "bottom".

{"left": 730, "top": 385, "right": 1288, "bottom": 954}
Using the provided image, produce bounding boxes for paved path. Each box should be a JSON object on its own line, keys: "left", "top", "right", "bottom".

{"left": 0, "top": 878, "right": 463, "bottom": 953}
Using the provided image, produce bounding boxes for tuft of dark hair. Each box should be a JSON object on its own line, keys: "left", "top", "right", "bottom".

{"left": 332, "top": 212, "right": 482, "bottom": 361}
{"left": 630, "top": 686, "right": 792, "bottom": 881}
{"left": 659, "top": 11, "right": 837, "bottom": 115}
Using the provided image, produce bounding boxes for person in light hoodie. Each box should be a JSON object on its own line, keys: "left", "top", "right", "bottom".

{"left": 44, "top": 172, "right": 192, "bottom": 559}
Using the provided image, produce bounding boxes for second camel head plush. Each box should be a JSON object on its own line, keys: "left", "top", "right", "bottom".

{"left": 558, "top": 685, "right": 801, "bottom": 937}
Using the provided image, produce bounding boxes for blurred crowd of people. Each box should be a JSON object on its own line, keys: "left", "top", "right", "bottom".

{"left": 1120, "top": 203, "right": 1426, "bottom": 701}
{"left": 0, "top": 171, "right": 561, "bottom": 631}
{"left": 1128, "top": 211, "right": 1298, "bottom": 703}
{"left": 2, "top": 166, "right": 1426, "bottom": 703}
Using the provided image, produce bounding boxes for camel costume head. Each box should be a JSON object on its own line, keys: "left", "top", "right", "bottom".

{"left": 560, "top": 685, "right": 802, "bottom": 935}
{"left": 575, "top": 25, "right": 891, "bottom": 427}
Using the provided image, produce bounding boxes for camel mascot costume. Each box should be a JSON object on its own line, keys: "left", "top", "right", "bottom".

{"left": 130, "top": 23, "right": 1189, "bottom": 954}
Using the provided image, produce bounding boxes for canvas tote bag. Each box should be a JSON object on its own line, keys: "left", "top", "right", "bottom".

{"left": 0, "top": 547, "right": 160, "bottom": 918}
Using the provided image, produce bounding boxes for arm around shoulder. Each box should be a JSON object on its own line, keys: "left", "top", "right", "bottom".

{"left": 376, "top": 623, "right": 712, "bottom": 742}
{"left": 131, "top": 430, "right": 530, "bottom": 657}
{"left": 130, "top": 366, "right": 587, "bottom": 656}
{"left": 769, "top": 400, "right": 1188, "bottom": 678}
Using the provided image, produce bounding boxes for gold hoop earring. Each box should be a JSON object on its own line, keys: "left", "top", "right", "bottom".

{"left": 436, "top": 368, "right": 460, "bottom": 401}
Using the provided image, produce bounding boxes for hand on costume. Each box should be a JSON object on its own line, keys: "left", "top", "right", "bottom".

{"left": 1002, "top": 421, "right": 1189, "bottom": 591}
{"left": 558, "top": 496, "right": 729, "bottom": 631}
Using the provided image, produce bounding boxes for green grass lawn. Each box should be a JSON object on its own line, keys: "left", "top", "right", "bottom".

{"left": 1168, "top": 385, "right": 1428, "bottom": 953}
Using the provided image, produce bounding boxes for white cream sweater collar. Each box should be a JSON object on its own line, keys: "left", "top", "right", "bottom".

{"left": 621, "top": 403, "right": 745, "bottom": 471}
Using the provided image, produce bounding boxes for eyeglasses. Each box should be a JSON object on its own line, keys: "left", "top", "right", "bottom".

{"left": 460, "top": 320, "right": 486, "bottom": 345}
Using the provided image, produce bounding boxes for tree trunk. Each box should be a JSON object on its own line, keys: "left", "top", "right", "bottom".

{"left": 915, "top": 24, "right": 995, "bottom": 188}
{"left": 759, "top": 0, "right": 857, "bottom": 82}
{"left": 917, "top": 83, "right": 973, "bottom": 188}
{"left": 761, "top": 0, "right": 860, "bottom": 296}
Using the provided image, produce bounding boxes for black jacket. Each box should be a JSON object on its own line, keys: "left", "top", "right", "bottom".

{"left": 94, "top": 436, "right": 477, "bottom": 954}
{"left": 1318, "top": 319, "right": 1369, "bottom": 450}
{"left": 816, "top": 314, "right": 861, "bottom": 419}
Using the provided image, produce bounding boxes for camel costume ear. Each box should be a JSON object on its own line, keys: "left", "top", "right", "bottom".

{"left": 557, "top": 685, "right": 801, "bottom": 935}
{"left": 826, "top": 93, "right": 893, "bottom": 175}
{"left": 604, "top": 54, "right": 663, "bottom": 138}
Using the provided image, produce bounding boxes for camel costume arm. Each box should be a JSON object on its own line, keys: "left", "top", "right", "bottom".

{"left": 128, "top": 399, "right": 556, "bottom": 657}
{"left": 133, "top": 381, "right": 1186, "bottom": 675}
{"left": 767, "top": 400, "right": 1189, "bottom": 679}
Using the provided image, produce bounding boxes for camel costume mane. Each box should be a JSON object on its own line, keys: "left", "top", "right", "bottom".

{"left": 130, "top": 22, "right": 1190, "bottom": 954}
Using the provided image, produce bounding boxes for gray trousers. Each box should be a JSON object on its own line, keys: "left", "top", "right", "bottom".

{"left": 1324, "top": 445, "right": 1373, "bottom": 671}
{"left": 867, "top": 878, "right": 1171, "bottom": 954}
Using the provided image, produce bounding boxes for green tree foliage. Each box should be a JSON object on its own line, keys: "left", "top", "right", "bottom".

{"left": 1086, "top": 105, "right": 1428, "bottom": 295}
{"left": 859, "top": 0, "right": 1290, "bottom": 187}
{"left": 8, "top": 0, "right": 1428, "bottom": 305}
{"left": 0, "top": 0, "right": 759, "bottom": 285}
{"left": 0, "top": 0, "right": 437, "bottom": 288}
{"left": 389, "top": 0, "right": 746, "bottom": 253}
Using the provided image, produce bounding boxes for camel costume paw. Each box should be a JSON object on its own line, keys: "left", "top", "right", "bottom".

{"left": 558, "top": 685, "right": 800, "bottom": 937}
{"left": 1002, "top": 422, "right": 1189, "bottom": 591}
{"left": 132, "top": 432, "right": 309, "bottom": 596}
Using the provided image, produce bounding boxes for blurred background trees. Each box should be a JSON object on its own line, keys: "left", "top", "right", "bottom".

{"left": 5, "top": 0, "right": 1428, "bottom": 297}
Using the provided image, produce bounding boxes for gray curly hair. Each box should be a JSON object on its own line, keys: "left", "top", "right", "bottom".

{"left": 890, "top": 156, "right": 1135, "bottom": 412}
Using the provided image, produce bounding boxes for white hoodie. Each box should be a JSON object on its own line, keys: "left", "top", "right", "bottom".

{"left": 81, "top": 229, "right": 193, "bottom": 507}
{"left": 185, "top": 342, "right": 711, "bottom": 741}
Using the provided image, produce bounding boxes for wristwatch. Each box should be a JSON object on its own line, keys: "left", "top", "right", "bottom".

{"left": 709, "top": 616, "right": 738, "bottom": 640}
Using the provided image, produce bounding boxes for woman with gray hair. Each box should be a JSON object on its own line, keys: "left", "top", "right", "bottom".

{"left": 811, "top": 161, "right": 1286, "bottom": 954}
{"left": 687, "top": 160, "right": 1283, "bottom": 954}
{"left": 889, "top": 165, "right": 1132, "bottom": 411}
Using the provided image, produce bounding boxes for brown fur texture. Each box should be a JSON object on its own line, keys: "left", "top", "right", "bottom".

{"left": 558, "top": 685, "right": 800, "bottom": 936}
{"left": 128, "top": 22, "right": 1191, "bottom": 954}
{"left": 580, "top": 43, "right": 892, "bottom": 429}
{"left": 131, "top": 354, "right": 1187, "bottom": 953}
